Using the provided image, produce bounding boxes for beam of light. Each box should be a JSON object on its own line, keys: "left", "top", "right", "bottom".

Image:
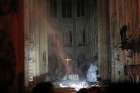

{"left": 46, "top": 14, "right": 74, "bottom": 74}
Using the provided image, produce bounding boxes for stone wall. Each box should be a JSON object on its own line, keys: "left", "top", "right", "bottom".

{"left": 109, "top": 0, "right": 140, "bottom": 82}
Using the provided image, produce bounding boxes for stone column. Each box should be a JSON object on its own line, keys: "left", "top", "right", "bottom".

{"left": 97, "top": 0, "right": 110, "bottom": 82}
{"left": 24, "top": 0, "right": 48, "bottom": 87}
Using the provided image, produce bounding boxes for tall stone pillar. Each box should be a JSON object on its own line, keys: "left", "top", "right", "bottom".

{"left": 97, "top": 0, "right": 110, "bottom": 82}
{"left": 24, "top": 0, "right": 48, "bottom": 88}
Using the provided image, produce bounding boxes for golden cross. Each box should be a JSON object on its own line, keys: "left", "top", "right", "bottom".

{"left": 64, "top": 56, "right": 72, "bottom": 65}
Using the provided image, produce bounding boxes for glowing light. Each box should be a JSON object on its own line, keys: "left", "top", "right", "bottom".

{"left": 59, "top": 83, "right": 67, "bottom": 88}
{"left": 58, "top": 80, "right": 89, "bottom": 91}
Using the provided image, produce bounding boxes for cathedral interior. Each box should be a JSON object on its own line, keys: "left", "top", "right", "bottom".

{"left": 0, "top": 0, "right": 140, "bottom": 93}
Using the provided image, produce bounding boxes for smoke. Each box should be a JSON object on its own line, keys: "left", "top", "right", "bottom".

{"left": 47, "top": 18, "right": 74, "bottom": 74}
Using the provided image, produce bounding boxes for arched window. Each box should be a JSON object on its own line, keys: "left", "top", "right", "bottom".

{"left": 64, "top": 30, "right": 72, "bottom": 46}
{"left": 50, "top": 0, "right": 57, "bottom": 17}
{"left": 77, "top": 0, "right": 85, "bottom": 17}
{"left": 62, "top": 0, "right": 72, "bottom": 18}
